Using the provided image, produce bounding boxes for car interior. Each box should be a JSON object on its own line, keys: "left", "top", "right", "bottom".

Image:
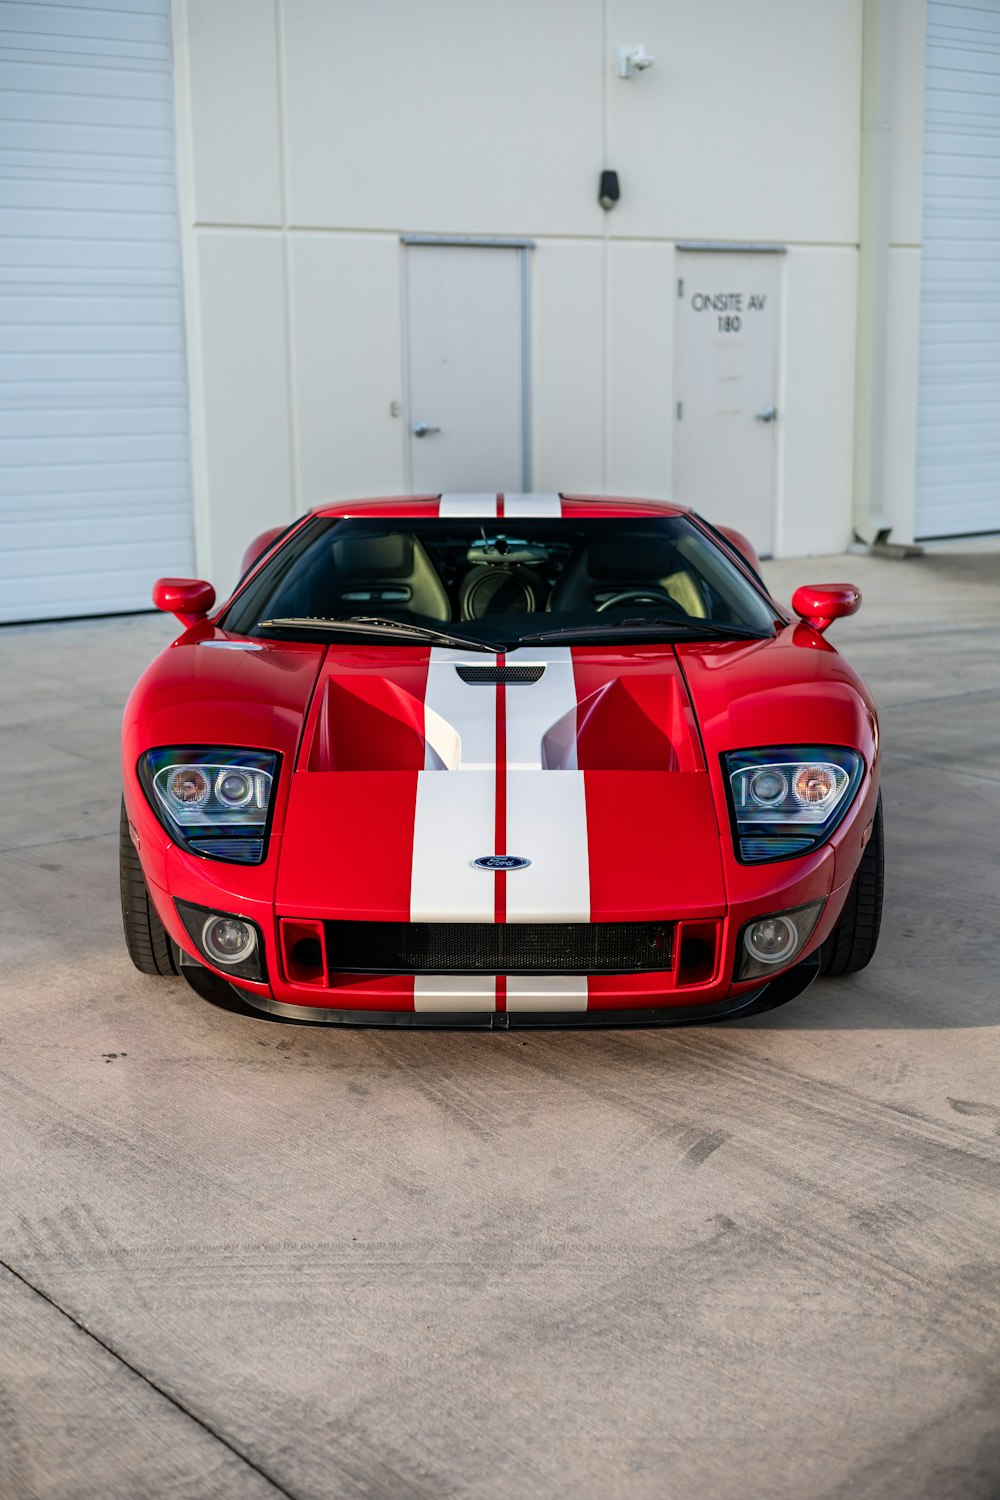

{"left": 225, "top": 517, "right": 776, "bottom": 640}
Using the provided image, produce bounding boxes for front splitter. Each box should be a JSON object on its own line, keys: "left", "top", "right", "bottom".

{"left": 207, "top": 953, "right": 820, "bottom": 1027}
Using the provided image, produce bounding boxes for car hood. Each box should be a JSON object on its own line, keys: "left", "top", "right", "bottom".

{"left": 276, "top": 644, "right": 728, "bottom": 922}
{"left": 675, "top": 625, "right": 878, "bottom": 754}
{"left": 123, "top": 630, "right": 327, "bottom": 766}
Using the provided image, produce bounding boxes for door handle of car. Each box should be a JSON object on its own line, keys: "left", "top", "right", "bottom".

{"left": 412, "top": 422, "right": 441, "bottom": 438}
{"left": 754, "top": 406, "right": 777, "bottom": 423}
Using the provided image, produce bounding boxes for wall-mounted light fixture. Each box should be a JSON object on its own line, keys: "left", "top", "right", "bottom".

{"left": 599, "top": 170, "right": 620, "bottom": 211}
{"left": 618, "top": 43, "right": 655, "bottom": 79}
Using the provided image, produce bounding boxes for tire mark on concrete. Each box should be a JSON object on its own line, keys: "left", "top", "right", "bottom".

{"left": 949, "top": 1098, "right": 1000, "bottom": 1134}
{"left": 681, "top": 1130, "right": 730, "bottom": 1169}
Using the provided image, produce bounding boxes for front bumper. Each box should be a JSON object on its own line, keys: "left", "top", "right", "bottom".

{"left": 125, "top": 769, "right": 875, "bottom": 1026}
{"left": 139, "top": 850, "right": 845, "bottom": 1023}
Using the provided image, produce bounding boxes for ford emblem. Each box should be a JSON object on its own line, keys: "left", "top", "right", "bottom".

{"left": 472, "top": 855, "right": 532, "bottom": 871}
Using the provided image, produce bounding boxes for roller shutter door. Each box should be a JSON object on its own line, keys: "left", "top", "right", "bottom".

{"left": 916, "top": 0, "right": 1000, "bottom": 538}
{"left": 0, "top": 0, "right": 193, "bottom": 623}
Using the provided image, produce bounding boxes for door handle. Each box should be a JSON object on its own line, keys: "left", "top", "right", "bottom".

{"left": 412, "top": 422, "right": 441, "bottom": 438}
{"left": 754, "top": 406, "right": 777, "bottom": 423}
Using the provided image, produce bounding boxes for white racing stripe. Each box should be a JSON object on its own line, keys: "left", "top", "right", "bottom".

{"left": 414, "top": 974, "right": 495, "bottom": 1013}
{"left": 506, "top": 975, "right": 589, "bottom": 1012}
{"left": 502, "top": 765, "right": 590, "bottom": 1011}
{"left": 502, "top": 494, "right": 562, "bottom": 517}
{"left": 439, "top": 493, "right": 499, "bottom": 517}
{"left": 422, "top": 647, "right": 497, "bottom": 770}
{"left": 503, "top": 770, "right": 590, "bottom": 923}
{"left": 408, "top": 635, "right": 592, "bottom": 1014}
{"left": 419, "top": 646, "right": 576, "bottom": 772}
{"left": 410, "top": 753, "right": 496, "bottom": 1009}
{"left": 410, "top": 769, "right": 495, "bottom": 921}
{"left": 502, "top": 646, "right": 578, "bottom": 771}
{"left": 496, "top": 634, "right": 589, "bottom": 1008}
{"left": 411, "top": 647, "right": 497, "bottom": 997}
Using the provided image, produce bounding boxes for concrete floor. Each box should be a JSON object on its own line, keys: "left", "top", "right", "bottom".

{"left": 1, "top": 545, "right": 999, "bottom": 1500}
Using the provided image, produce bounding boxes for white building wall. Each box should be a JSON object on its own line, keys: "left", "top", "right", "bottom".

{"left": 193, "top": 231, "right": 293, "bottom": 574}
{"left": 778, "top": 250, "right": 860, "bottom": 560}
{"left": 606, "top": 241, "right": 675, "bottom": 499}
{"left": 853, "top": 0, "right": 927, "bottom": 549}
{"left": 280, "top": 0, "right": 605, "bottom": 239}
{"left": 607, "top": 1, "right": 862, "bottom": 245}
{"left": 533, "top": 242, "right": 605, "bottom": 496}
{"left": 185, "top": 0, "right": 282, "bottom": 228}
{"left": 172, "top": 0, "right": 927, "bottom": 596}
{"left": 290, "top": 236, "right": 406, "bottom": 510}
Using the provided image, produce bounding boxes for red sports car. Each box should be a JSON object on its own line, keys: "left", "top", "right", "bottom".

{"left": 121, "top": 494, "right": 882, "bottom": 1026}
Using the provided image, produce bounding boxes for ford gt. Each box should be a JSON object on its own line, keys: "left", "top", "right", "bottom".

{"left": 120, "top": 493, "right": 883, "bottom": 1026}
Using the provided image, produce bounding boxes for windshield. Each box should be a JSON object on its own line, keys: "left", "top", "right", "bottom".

{"left": 221, "top": 516, "right": 778, "bottom": 647}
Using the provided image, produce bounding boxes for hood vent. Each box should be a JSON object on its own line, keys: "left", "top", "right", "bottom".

{"left": 455, "top": 664, "right": 545, "bottom": 685}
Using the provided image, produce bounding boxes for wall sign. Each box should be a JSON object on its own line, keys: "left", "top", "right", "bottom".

{"left": 685, "top": 288, "right": 769, "bottom": 334}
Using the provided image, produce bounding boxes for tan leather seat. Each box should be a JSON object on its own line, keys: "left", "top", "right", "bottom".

{"left": 548, "top": 534, "right": 707, "bottom": 618}
{"left": 327, "top": 533, "right": 451, "bottom": 622}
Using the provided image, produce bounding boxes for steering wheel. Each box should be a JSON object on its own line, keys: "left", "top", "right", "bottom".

{"left": 596, "top": 588, "right": 686, "bottom": 614}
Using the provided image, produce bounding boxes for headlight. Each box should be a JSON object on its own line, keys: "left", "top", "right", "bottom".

{"left": 724, "top": 745, "right": 863, "bottom": 863}
{"left": 138, "top": 747, "right": 279, "bottom": 864}
{"left": 736, "top": 899, "right": 825, "bottom": 981}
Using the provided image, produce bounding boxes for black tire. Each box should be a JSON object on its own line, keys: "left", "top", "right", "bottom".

{"left": 119, "top": 799, "right": 178, "bottom": 976}
{"left": 820, "top": 794, "right": 884, "bottom": 977}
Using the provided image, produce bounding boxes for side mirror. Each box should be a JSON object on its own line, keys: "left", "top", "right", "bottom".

{"left": 240, "top": 525, "right": 286, "bottom": 578}
{"left": 717, "top": 525, "right": 762, "bottom": 576}
{"left": 152, "top": 577, "right": 216, "bottom": 629}
{"left": 792, "top": 583, "right": 861, "bottom": 634}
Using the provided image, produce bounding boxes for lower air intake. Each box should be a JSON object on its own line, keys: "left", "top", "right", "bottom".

{"left": 324, "top": 921, "right": 673, "bottom": 974}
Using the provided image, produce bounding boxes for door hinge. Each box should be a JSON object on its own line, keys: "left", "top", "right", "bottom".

{"left": 677, "top": 278, "right": 684, "bottom": 298}
{"left": 676, "top": 400, "right": 683, "bottom": 420}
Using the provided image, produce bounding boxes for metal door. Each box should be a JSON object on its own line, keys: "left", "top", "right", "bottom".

{"left": 672, "top": 251, "right": 780, "bottom": 555}
{"left": 405, "top": 243, "right": 528, "bottom": 492}
{"left": 915, "top": 0, "right": 1000, "bottom": 538}
{"left": 0, "top": 0, "right": 193, "bottom": 623}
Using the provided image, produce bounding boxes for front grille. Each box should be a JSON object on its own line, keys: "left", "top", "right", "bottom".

{"left": 324, "top": 921, "right": 674, "bottom": 974}
{"left": 455, "top": 665, "right": 545, "bottom": 684}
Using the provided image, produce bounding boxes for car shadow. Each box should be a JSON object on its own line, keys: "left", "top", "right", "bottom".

{"left": 180, "top": 962, "right": 999, "bottom": 1032}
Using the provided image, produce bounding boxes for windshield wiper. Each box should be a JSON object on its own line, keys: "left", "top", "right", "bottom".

{"left": 256, "top": 616, "right": 502, "bottom": 653}
{"left": 517, "top": 617, "right": 770, "bottom": 645}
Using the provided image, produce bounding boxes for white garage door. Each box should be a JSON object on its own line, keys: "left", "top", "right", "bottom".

{"left": 916, "top": 0, "right": 1000, "bottom": 538}
{"left": 0, "top": 0, "right": 193, "bottom": 623}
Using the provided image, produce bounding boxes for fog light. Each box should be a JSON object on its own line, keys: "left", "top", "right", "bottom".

{"left": 202, "top": 915, "right": 256, "bottom": 966}
{"left": 745, "top": 915, "right": 797, "bottom": 966}
{"left": 736, "top": 899, "right": 825, "bottom": 982}
{"left": 174, "top": 899, "right": 266, "bottom": 982}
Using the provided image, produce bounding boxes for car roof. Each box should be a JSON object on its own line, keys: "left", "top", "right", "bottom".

{"left": 310, "top": 494, "right": 693, "bottom": 519}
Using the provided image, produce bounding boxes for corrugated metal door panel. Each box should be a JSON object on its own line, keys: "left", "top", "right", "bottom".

{"left": 916, "top": 0, "right": 1000, "bottom": 538}
{"left": 0, "top": 0, "right": 194, "bottom": 623}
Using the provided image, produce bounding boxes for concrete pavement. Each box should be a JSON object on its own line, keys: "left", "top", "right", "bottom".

{"left": 1, "top": 546, "right": 999, "bottom": 1500}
